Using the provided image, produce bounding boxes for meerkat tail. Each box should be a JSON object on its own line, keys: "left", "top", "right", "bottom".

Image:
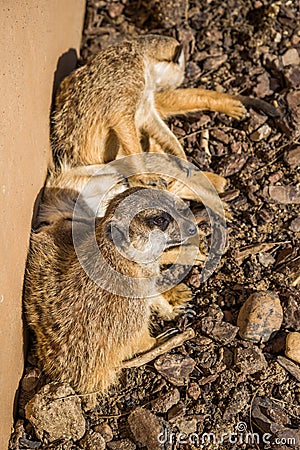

{"left": 237, "top": 95, "right": 281, "bottom": 118}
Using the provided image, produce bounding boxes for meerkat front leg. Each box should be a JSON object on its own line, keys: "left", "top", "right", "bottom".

{"left": 155, "top": 88, "right": 247, "bottom": 120}
{"left": 143, "top": 109, "right": 187, "bottom": 161}
{"left": 115, "top": 115, "right": 167, "bottom": 188}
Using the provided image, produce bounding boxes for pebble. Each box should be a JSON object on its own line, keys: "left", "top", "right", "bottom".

{"left": 150, "top": 388, "right": 180, "bottom": 413}
{"left": 282, "top": 48, "right": 300, "bottom": 66}
{"left": 154, "top": 353, "right": 196, "bottom": 386}
{"left": 266, "top": 185, "right": 300, "bottom": 204}
{"left": 284, "top": 66, "right": 300, "bottom": 88}
{"left": 234, "top": 346, "right": 267, "bottom": 374}
{"left": 25, "top": 382, "right": 86, "bottom": 442}
{"left": 237, "top": 291, "right": 283, "bottom": 343}
{"left": 289, "top": 216, "right": 300, "bottom": 232}
{"left": 285, "top": 332, "right": 300, "bottom": 364}
{"left": 250, "top": 124, "right": 272, "bottom": 141}
{"left": 128, "top": 407, "right": 162, "bottom": 450}
{"left": 107, "top": 439, "right": 136, "bottom": 450}
{"left": 93, "top": 423, "right": 113, "bottom": 442}
{"left": 79, "top": 431, "right": 106, "bottom": 450}
{"left": 253, "top": 72, "right": 273, "bottom": 97}
{"left": 285, "top": 146, "right": 300, "bottom": 168}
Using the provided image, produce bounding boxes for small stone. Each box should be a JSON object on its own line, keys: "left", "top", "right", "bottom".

{"left": 266, "top": 185, "right": 300, "bottom": 204}
{"left": 253, "top": 72, "right": 273, "bottom": 97}
{"left": 93, "top": 423, "right": 113, "bottom": 442}
{"left": 203, "top": 54, "right": 228, "bottom": 71}
{"left": 211, "top": 129, "right": 229, "bottom": 144}
{"left": 290, "top": 216, "right": 300, "bottom": 232}
{"left": 187, "top": 382, "right": 201, "bottom": 400}
{"left": 282, "top": 48, "right": 300, "bottom": 66}
{"left": 107, "top": 439, "right": 136, "bottom": 450}
{"left": 128, "top": 407, "right": 162, "bottom": 450}
{"left": 237, "top": 291, "right": 283, "bottom": 343}
{"left": 285, "top": 146, "right": 300, "bottom": 168}
{"left": 79, "top": 431, "right": 106, "bottom": 450}
{"left": 219, "top": 154, "right": 248, "bottom": 176}
{"left": 150, "top": 388, "right": 180, "bottom": 413}
{"left": 284, "top": 66, "right": 300, "bottom": 88}
{"left": 282, "top": 289, "right": 300, "bottom": 330}
{"left": 234, "top": 346, "right": 267, "bottom": 374}
{"left": 154, "top": 353, "right": 196, "bottom": 386}
{"left": 258, "top": 252, "right": 275, "bottom": 267}
{"left": 107, "top": 3, "right": 124, "bottom": 18}
{"left": 25, "top": 382, "right": 86, "bottom": 442}
{"left": 285, "top": 332, "right": 300, "bottom": 364}
{"left": 247, "top": 109, "right": 268, "bottom": 133}
{"left": 250, "top": 124, "right": 272, "bottom": 141}
{"left": 201, "top": 317, "right": 239, "bottom": 344}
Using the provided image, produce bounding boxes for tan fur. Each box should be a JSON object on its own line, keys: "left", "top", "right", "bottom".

{"left": 25, "top": 187, "right": 195, "bottom": 395}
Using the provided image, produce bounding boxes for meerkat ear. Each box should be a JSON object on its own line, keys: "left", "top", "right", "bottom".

{"left": 173, "top": 44, "right": 183, "bottom": 64}
{"left": 105, "top": 221, "right": 128, "bottom": 247}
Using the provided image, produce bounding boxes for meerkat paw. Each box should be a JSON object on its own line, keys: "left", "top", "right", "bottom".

{"left": 164, "top": 283, "right": 193, "bottom": 309}
{"left": 129, "top": 174, "right": 168, "bottom": 189}
{"left": 222, "top": 98, "right": 247, "bottom": 120}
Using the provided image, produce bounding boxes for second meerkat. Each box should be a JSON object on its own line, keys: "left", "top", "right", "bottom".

{"left": 51, "top": 34, "right": 250, "bottom": 187}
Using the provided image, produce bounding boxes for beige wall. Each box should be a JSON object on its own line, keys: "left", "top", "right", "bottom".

{"left": 0, "top": 2, "right": 85, "bottom": 448}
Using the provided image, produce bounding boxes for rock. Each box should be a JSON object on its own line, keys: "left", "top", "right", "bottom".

{"left": 281, "top": 281, "right": 300, "bottom": 313}
{"left": 284, "top": 66, "right": 300, "bottom": 88}
{"left": 285, "top": 146, "right": 300, "bottom": 168}
{"left": 282, "top": 48, "right": 300, "bottom": 66}
{"left": 265, "top": 185, "right": 300, "bottom": 204}
{"left": 128, "top": 407, "right": 162, "bottom": 450}
{"left": 219, "top": 154, "right": 248, "bottom": 176}
{"left": 247, "top": 109, "right": 268, "bottom": 133}
{"left": 277, "top": 356, "right": 300, "bottom": 382}
{"left": 25, "top": 382, "right": 86, "bottom": 443}
{"left": 107, "top": 439, "right": 136, "bottom": 450}
{"left": 154, "top": 353, "right": 196, "bottom": 386}
{"left": 285, "top": 332, "right": 300, "bottom": 364}
{"left": 289, "top": 216, "right": 300, "bottom": 232}
{"left": 211, "top": 129, "right": 229, "bottom": 144}
{"left": 203, "top": 54, "right": 228, "bottom": 72}
{"left": 237, "top": 291, "right": 283, "bottom": 343}
{"left": 187, "top": 382, "right": 201, "bottom": 400}
{"left": 250, "top": 124, "right": 272, "bottom": 141}
{"left": 79, "top": 431, "right": 106, "bottom": 450}
{"left": 93, "top": 423, "right": 113, "bottom": 442}
{"left": 201, "top": 317, "right": 239, "bottom": 344}
{"left": 253, "top": 72, "right": 273, "bottom": 97}
{"left": 234, "top": 346, "right": 267, "bottom": 374}
{"left": 223, "top": 385, "right": 250, "bottom": 420}
{"left": 151, "top": 388, "right": 180, "bottom": 413}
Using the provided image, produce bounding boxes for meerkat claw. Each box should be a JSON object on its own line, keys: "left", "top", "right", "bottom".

{"left": 156, "top": 327, "right": 179, "bottom": 342}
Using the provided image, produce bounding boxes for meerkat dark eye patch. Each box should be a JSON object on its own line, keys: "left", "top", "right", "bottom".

{"left": 147, "top": 212, "right": 172, "bottom": 231}
{"left": 173, "top": 44, "right": 183, "bottom": 64}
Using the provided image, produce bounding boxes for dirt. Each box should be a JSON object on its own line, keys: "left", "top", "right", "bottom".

{"left": 9, "top": 0, "right": 300, "bottom": 449}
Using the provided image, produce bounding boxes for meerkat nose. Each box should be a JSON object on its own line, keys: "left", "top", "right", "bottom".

{"left": 187, "top": 223, "right": 197, "bottom": 236}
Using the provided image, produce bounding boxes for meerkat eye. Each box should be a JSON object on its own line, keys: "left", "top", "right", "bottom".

{"left": 147, "top": 214, "right": 171, "bottom": 231}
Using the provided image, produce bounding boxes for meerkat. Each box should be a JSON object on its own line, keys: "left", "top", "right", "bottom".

{"left": 24, "top": 187, "right": 197, "bottom": 395}
{"left": 51, "top": 34, "right": 279, "bottom": 188}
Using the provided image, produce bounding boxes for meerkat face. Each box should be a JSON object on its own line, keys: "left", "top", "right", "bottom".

{"left": 104, "top": 187, "right": 197, "bottom": 264}
{"left": 137, "top": 35, "right": 185, "bottom": 90}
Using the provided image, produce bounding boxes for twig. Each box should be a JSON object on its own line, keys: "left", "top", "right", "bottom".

{"left": 122, "top": 328, "right": 195, "bottom": 369}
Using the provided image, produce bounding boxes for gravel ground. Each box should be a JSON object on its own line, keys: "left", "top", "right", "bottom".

{"left": 9, "top": 1, "right": 300, "bottom": 449}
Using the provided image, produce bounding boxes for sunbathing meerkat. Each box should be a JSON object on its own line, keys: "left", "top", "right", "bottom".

{"left": 51, "top": 34, "right": 278, "bottom": 188}
{"left": 25, "top": 187, "right": 198, "bottom": 396}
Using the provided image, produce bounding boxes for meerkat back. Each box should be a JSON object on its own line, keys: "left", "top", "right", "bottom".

{"left": 51, "top": 35, "right": 185, "bottom": 172}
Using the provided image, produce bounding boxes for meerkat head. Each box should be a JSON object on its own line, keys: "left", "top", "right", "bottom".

{"left": 103, "top": 187, "right": 197, "bottom": 264}
{"left": 136, "top": 35, "right": 185, "bottom": 91}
